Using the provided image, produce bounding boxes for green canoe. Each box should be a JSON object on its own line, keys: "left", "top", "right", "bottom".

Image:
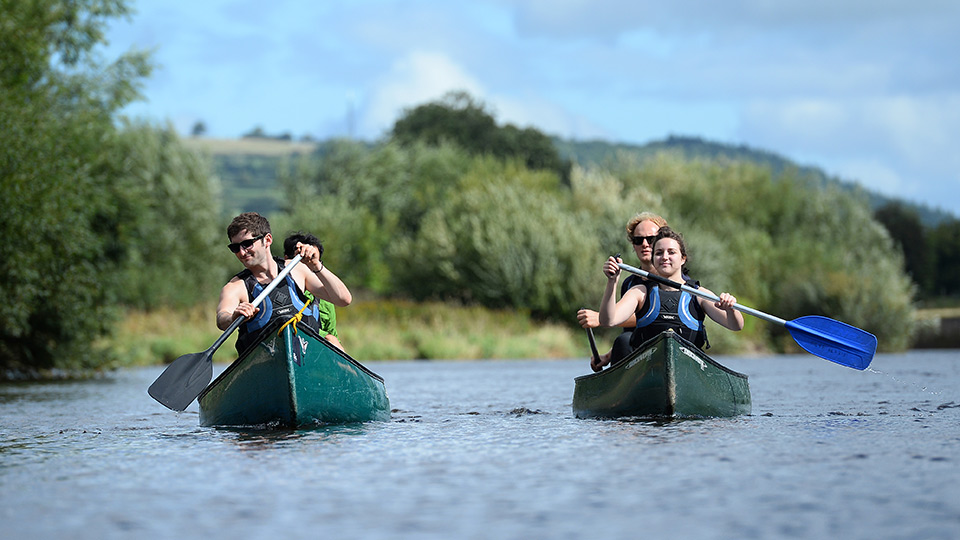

{"left": 198, "top": 321, "right": 390, "bottom": 427}
{"left": 573, "top": 330, "right": 751, "bottom": 419}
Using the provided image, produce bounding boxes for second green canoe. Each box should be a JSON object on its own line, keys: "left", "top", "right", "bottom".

{"left": 573, "top": 329, "right": 751, "bottom": 419}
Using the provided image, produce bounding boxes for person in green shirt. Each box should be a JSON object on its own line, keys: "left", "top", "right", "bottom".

{"left": 283, "top": 231, "right": 346, "bottom": 352}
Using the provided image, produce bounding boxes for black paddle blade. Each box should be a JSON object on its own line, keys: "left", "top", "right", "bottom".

{"left": 786, "top": 316, "right": 878, "bottom": 370}
{"left": 147, "top": 351, "right": 214, "bottom": 411}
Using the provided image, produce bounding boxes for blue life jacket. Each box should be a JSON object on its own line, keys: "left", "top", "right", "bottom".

{"left": 629, "top": 280, "right": 708, "bottom": 350}
{"left": 234, "top": 257, "right": 320, "bottom": 355}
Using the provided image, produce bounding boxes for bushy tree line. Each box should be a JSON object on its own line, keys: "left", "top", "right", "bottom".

{"left": 0, "top": 1, "right": 226, "bottom": 376}
{"left": 392, "top": 91, "right": 572, "bottom": 184}
{"left": 874, "top": 203, "right": 960, "bottom": 301}
{"left": 280, "top": 92, "right": 914, "bottom": 351}
{"left": 281, "top": 140, "right": 915, "bottom": 352}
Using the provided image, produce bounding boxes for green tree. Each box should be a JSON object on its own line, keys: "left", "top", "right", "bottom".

{"left": 874, "top": 202, "right": 932, "bottom": 294}
{"left": 243, "top": 126, "right": 267, "bottom": 138}
{"left": 391, "top": 157, "right": 598, "bottom": 317}
{"left": 280, "top": 138, "right": 916, "bottom": 351}
{"left": 279, "top": 139, "right": 474, "bottom": 292}
{"left": 101, "top": 120, "right": 227, "bottom": 309}
{"left": 191, "top": 121, "right": 207, "bottom": 137}
{"left": 391, "top": 91, "right": 572, "bottom": 184}
{"left": 0, "top": 0, "right": 152, "bottom": 375}
{"left": 930, "top": 219, "right": 960, "bottom": 297}
{"left": 392, "top": 91, "right": 497, "bottom": 151}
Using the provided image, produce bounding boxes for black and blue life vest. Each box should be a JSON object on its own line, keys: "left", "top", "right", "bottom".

{"left": 234, "top": 257, "right": 321, "bottom": 355}
{"left": 629, "top": 280, "right": 708, "bottom": 350}
{"left": 620, "top": 273, "right": 645, "bottom": 298}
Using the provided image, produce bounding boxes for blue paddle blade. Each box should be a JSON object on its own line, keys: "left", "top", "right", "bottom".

{"left": 785, "top": 315, "right": 878, "bottom": 370}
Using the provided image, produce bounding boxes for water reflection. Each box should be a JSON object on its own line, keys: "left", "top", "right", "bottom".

{"left": 0, "top": 378, "right": 119, "bottom": 404}
{"left": 213, "top": 422, "right": 375, "bottom": 450}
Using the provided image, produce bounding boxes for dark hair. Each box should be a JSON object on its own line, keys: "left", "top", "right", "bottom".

{"left": 654, "top": 226, "right": 689, "bottom": 274}
{"left": 227, "top": 212, "right": 271, "bottom": 239}
{"left": 283, "top": 231, "right": 323, "bottom": 260}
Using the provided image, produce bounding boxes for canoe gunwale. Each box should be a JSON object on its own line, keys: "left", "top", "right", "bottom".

{"left": 573, "top": 330, "right": 748, "bottom": 384}
{"left": 198, "top": 319, "right": 384, "bottom": 403}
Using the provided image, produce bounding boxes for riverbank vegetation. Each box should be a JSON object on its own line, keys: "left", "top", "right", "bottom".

{"left": 274, "top": 131, "right": 916, "bottom": 352}
{"left": 2, "top": 1, "right": 957, "bottom": 379}
{"left": 108, "top": 300, "right": 586, "bottom": 367}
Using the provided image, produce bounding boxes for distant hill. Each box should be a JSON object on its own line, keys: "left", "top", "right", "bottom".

{"left": 186, "top": 135, "right": 955, "bottom": 226}
{"left": 554, "top": 135, "right": 955, "bottom": 227}
{"left": 183, "top": 137, "right": 319, "bottom": 215}
{"left": 183, "top": 137, "right": 318, "bottom": 156}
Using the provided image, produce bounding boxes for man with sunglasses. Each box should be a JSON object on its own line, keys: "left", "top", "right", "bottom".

{"left": 216, "top": 212, "right": 352, "bottom": 355}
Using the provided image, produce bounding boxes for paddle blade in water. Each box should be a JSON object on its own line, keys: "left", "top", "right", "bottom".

{"left": 147, "top": 351, "right": 214, "bottom": 411}
{"left": 785, "top": 316, "right": 878, "bottom": 370}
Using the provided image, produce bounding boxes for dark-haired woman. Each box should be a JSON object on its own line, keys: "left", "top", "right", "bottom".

{"left": 598, "top": 227, "right": 743, "bottom": 353}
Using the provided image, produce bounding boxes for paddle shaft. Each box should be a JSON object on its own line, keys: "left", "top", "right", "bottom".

{"left": 615, "top": 262, "right": 877, "bottom": 371}
{"left": 586, "top": 328, "right": 601, "bottom": 363}
{"left": 616, "top": 262, "right": 787, "bottom": 327}
{"left": 214, "top": 253, "right": 304, "bottom": 347}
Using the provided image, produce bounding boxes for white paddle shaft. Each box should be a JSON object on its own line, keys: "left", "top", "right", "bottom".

{"left": 616, "top": 262, "right": 787, "bottom": 326}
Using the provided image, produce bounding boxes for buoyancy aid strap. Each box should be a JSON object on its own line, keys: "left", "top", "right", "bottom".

{"left": 277, "top": 290, "right": 315, "bottom": 336}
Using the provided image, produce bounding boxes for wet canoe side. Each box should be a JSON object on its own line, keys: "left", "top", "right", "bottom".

{"left": 198, "top": 322, "right": 390, "bottom": 427}
{"left": 572, "top": 330, "right": 751, "bottom": 419}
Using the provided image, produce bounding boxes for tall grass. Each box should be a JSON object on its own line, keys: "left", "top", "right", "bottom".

{"left": 107, "top": 299, "right": 600, "bottom": 367}
{"left": 338, "top": 299, "right": 583, "bottom": 361}
{"left": 109, "top": 297, "right": 767, "bottom": 369}
{"left": 106, "top": 304, "right": 240, "bottom": 366}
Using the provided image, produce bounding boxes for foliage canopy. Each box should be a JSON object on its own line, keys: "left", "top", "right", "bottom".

{"left": 0, "top": 1, "right": 226, "bottom": 376}
{"left": 282, "top": 134, "right": 916, "bottom": 352}
{"left": 392, "top": 91, "right": 572, "bottom": 185}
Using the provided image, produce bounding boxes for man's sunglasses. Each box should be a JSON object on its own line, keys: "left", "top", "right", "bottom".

{"left": 630, "top": 235, "right": 658, "bottom": 246}
{"left": 228, "top": 234, "right": 264, "bottom": 253}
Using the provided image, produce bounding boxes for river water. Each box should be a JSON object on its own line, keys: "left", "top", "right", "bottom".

{"left": 1, "top": 351, "right": 958, "bottom": 539}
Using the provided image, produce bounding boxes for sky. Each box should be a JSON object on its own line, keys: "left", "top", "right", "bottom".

{"left": 104, "top": 0, "right": 960, "bottom": 217}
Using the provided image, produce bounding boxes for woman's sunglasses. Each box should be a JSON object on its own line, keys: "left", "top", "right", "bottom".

{"left": 227, "top": 234, "right": 264, "bottom": 253}
{"left": 630, "top": 235, "right": 657, "bottom": 246}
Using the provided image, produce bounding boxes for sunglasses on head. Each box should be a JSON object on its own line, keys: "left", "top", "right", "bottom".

{"left": 227, "top": 234, "right": 264, "bottom": 253}
{"left": 630, "top": 234, "right": 658, "bottom": 246}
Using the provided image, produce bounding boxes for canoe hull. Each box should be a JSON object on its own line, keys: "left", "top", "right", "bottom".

{"left": 573, "top": 330, "right": 751, "bottom": 419}
{"left": 198, "top": 323, "right": 390, "bottom": 427}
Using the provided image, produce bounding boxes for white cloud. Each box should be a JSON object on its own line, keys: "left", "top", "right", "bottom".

{"left": 831, "top": 159, "right": 908, "bottom": 196}
{"left": 738, "top": 94, "right": 960, "bottom": 210}
{"left": 490, "top": 94, "right": 610, "bottom": 139}
{"left": 358, "top": 50, "right": 608, "bottom": 141}
{"left": 740, "top": 95, "right": 960, "bottom": 171}
{"left": 361, "top": 51, "right": 486, "bottom": 138}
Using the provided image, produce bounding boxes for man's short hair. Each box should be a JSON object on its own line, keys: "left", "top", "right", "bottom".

{"left": 227, "top": 212, "right": 271, "bottom": 239}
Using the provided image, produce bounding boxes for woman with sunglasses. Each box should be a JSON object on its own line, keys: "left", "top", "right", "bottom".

{"left": 598, "top": 227, "right": 743, "bottom": 355}
{"left": 577, "top": 212, "right": 668, "bottom": 371}
{"left": 216, "top": 212, "right": 352, "bottom": 355}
